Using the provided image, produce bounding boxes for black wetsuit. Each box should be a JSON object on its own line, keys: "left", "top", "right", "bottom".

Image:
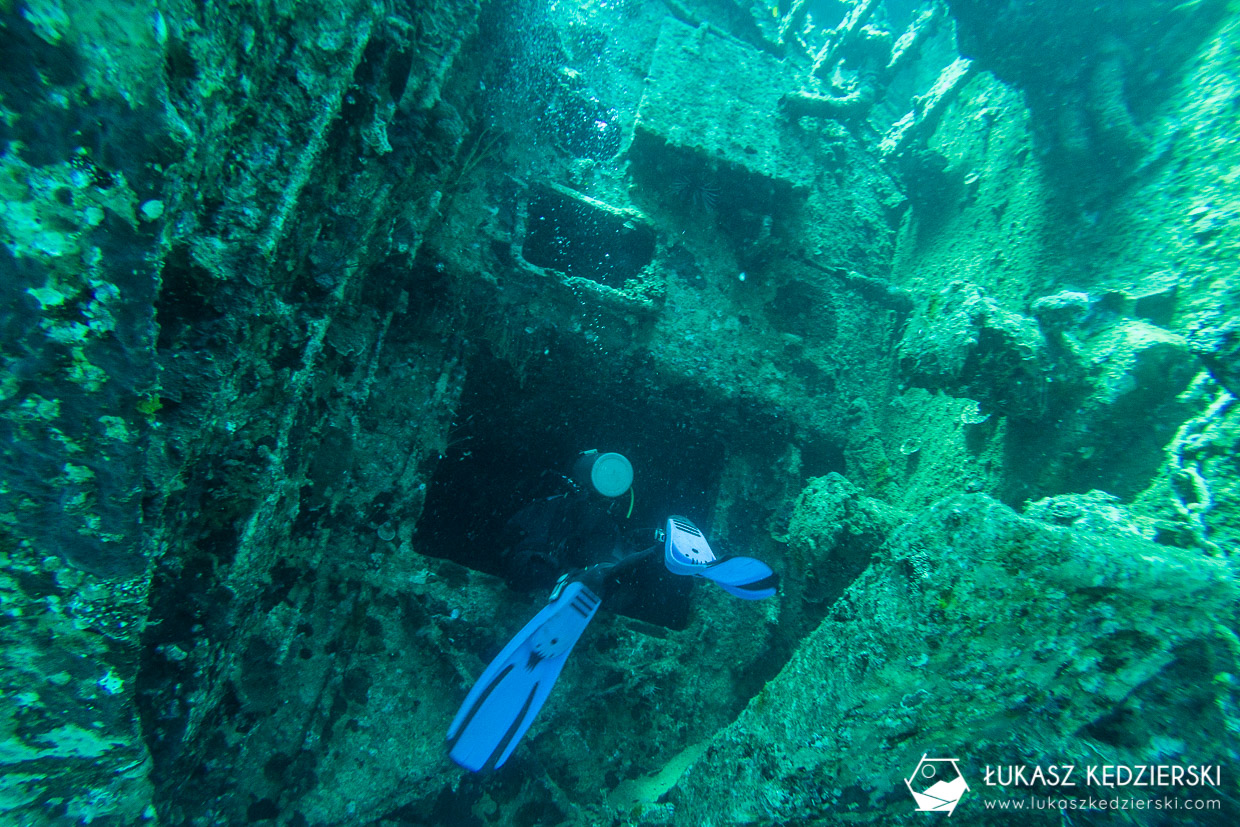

{"left": 499, "top": 488, "right": 630, "bottom": 590}
{"left": 498, "top": 481, "right": 692, "bottom": 627}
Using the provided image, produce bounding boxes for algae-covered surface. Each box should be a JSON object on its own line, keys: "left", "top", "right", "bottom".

{"left": 1, "top": 0, "right": 1238, "bottom": 824}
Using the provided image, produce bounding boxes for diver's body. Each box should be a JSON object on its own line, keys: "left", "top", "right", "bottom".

{"left": 446, "top": 450, "right": 777, "bottom": 772}
{"left": 497, "top": 476, "right": 632, "bottom": 591}
{"left": 496, "top": 464, "right": 691, "bottom": 622}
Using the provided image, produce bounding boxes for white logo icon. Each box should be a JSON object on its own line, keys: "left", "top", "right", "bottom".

{"left": 905, "top": 754, "right": 969, "bottom": 815}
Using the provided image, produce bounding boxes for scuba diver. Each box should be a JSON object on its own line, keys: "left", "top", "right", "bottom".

{"left": 446, "top": 449, "right": 778, "bottom": 772}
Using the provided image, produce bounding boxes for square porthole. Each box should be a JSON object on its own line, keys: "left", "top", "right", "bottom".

{"left": 519, "top": 184, "right": 656, "bottom": 290}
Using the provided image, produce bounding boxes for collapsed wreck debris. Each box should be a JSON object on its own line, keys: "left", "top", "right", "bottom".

{"left": 781, "top": 2, "right": 947, "bottom": 124}
{"left": 2, "top": 0, "right": 1238, "bottom": 824}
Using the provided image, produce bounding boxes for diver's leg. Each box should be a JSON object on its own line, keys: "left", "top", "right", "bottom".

{"left": 446, "top": 580, "right": 601, "bottom": 771}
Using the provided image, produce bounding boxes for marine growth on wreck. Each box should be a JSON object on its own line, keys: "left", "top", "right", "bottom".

{"left": 1, "top": 0, "right": 1239, "bottom": 824}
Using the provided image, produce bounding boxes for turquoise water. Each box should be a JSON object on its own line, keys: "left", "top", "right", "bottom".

{"left": 1, "top": 0, "right": 1237, "bottom": 823}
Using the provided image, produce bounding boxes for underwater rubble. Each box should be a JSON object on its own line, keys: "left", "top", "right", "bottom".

{"left": 1, "top": 0, "right": 1238, "bottom": 825}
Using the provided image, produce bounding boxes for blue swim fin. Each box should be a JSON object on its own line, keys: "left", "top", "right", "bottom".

{"left": 446, "top": 580, "right": 600, "bottom": 771}
{"left": 663, "top": 516, "right": 778, "bottom": 600}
